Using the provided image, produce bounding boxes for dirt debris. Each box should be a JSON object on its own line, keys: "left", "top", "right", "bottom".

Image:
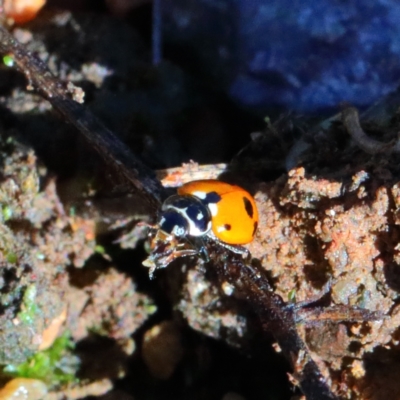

{"left": 68, "top": 267, "right": 154, "bottom": 342}
{"left": 0, "top": 136, "right": 93, "bottom": 366}
{"left": 177, "top": 268, "right": 248, "bottom": 345}
{"left": 241, "top": 164, "right": 400, "bottom": 398}
{"left": 0, "top": 136, "right": 155, "bottom": 397}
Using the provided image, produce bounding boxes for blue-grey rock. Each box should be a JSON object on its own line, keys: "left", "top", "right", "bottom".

{"left": 162, "top": 0, "right": 400, "bottom": 114}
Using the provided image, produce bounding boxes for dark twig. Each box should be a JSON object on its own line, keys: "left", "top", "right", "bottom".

{"left": 209, "top": 243, "right": 383, "bottom": 399}
{"left": 296, "top": 305, "right": 384, "bottom": 324}
{"left": 0, "top": 25, "right": 164, "bottom": 213}
{"left": 342, "top": 106, "right": 400, "bottom": 154}
{"left": 210, "top": 248, "right": 339, "bottom": 400}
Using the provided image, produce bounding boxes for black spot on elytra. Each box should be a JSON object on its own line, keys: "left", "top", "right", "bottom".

{"left": 252, "top": 221, "right": 258, "bottom": 236}
{"left": 243, "top": 196, "right": 254, "bottom": 218}
{"left": 204, "top": 192, "right": 221, "bottom": 204}
{"left": 224, "top": 224, "right": 232, "bottom": 231}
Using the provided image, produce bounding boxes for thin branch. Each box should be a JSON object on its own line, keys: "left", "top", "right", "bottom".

{"left": 342, "top": 106, "right": 400, "bottom": 154}
{"left": 210, "top": 249, "right": 339, "bottom": 400}
{"left": 0, "top": 24, "right": 164, "bottom": 213}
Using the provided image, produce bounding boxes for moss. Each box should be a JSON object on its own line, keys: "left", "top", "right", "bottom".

{"left": 17, "top": 285, "right": 39, "bottom": 325}
{"left": 1, "top": 205, "right": 13, "bottom": 221}
{"left": 288, "top": 288, "right": 297, "bottom": 303}
{"left": 3, "top": 332, "right": 79, "bottom": 388}
{"left": 143, "top": 302, "right": 158, "bottom": 315}
{"left": 2, "top": 54, "right": 14, "bottom": 67}
{"left": 94, "top": 244, "right": 106, "bottom": 254}
{"left": 5, "top": 252, "right": 17, "bottom": 264}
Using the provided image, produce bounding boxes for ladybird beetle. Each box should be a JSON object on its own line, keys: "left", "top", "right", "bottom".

{"left": 143, "top": 180, "right": 258, "bottom": 276}
{"left": 159, "top": 180, "right": 258, "bottom": 245}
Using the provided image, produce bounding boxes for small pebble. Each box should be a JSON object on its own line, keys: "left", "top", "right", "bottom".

{"left": 0, "top": 378, "right": 47, "bottom": 400}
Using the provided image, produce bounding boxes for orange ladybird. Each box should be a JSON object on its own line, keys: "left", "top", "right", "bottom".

{"left": 159, "top": 179, "right": 258, "bottom": 245}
